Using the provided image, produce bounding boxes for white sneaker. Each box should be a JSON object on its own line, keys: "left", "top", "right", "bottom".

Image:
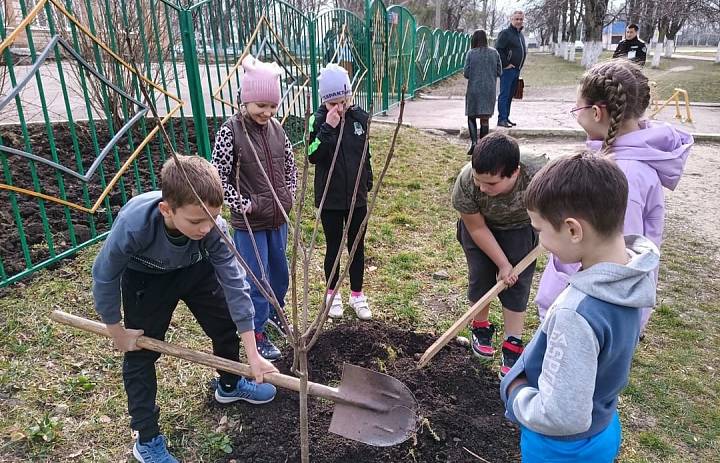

{"left": 327, "top": 292, "right": 344, "bottom": 318}
{"left": 348, "top": 294, "right": 372, "bottom": 320}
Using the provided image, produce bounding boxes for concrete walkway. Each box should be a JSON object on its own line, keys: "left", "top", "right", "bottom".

{"left": 670, "top": 53, "right": 716, "bottom": 62}
{"left": 377, "top": 95, "right": 720, "bottom": 141}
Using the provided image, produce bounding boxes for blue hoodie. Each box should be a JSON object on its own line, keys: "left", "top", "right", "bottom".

{"left": 500, "top": 235, "right": 659, "bottom": 440}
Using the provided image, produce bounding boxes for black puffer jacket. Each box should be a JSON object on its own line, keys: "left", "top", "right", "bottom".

{"left": 308, "top": 105, "right": 373, "bottom": 210}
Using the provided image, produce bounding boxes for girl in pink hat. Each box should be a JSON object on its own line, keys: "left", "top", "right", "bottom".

{"left": 211, "top": 55, "right": 297, "bottom": 361}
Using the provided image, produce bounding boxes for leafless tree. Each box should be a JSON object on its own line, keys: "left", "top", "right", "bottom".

{"left": 60, "top": 0, "right": 178, "bottom": 130}
{"left": 334, "top": 0, "right": 365, "bottom": 16}
{"left": 287, "top": 0, "right": 324, "bottom": 15}
{"left": 580, "top": 0, "right": 610, "bottom": 67}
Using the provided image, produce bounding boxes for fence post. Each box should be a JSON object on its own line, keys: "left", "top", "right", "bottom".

{"left": 382, "top": 9, "right": 389, "bottom": 113}
{"left": 308, "top": 19, "right": 319, "bottom": 111}
{"left": 178, "top": 7, "right": 211, "bottom": 158}
{"left": 409, "top": 25, "right": 417, "bottom": 97}
{"left": 365, "top": 0, "right": 373, "bottom": 111}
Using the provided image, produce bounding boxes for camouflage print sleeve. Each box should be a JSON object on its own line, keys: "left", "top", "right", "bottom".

{"left": 451, "top": 163, "right": 481, "bottom": 215}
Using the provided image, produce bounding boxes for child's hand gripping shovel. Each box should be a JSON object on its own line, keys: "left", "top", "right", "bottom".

{"left": 417, "top": 245, "right": 544, "bottom": 368}
{"left": 50, "top": 310, "right": 418, "bottom": 447}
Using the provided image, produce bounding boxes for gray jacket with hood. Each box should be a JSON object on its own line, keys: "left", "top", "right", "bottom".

{"left": 500, "top": 235, "right": 659, "bottom": 440}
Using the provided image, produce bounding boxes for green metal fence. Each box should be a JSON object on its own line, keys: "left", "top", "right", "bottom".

{"left": 0, "top": 0, "right": 469, "bottom": 287}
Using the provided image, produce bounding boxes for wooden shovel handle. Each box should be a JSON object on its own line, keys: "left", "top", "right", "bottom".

{"left": 50, "top": 310, "right": 344, "bottom": 402}
{"left": 417, "top": 244, "right": 544, "bottom": 368}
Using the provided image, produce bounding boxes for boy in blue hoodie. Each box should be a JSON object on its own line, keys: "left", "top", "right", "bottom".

{"left": 92, "top": 156, "right": 278, "bottom": 463}
{"left": 500, "top": 152, "right": 659, "bottom": 462}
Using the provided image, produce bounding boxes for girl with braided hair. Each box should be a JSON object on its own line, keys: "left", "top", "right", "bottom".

{"left": 535, "top": 59, "right": 693, "bottom": 337}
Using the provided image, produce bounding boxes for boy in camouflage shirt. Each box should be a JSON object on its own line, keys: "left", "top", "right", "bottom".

{"left": 451, "top": 132, "right": 546, "bottom": 377}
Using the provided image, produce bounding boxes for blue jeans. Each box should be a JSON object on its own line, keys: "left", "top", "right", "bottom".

{"left": 233, "top": 224, "right": 289, "bottom": 333}
{"left": 498, "top": 67, "right": 520, "bottom": 123}
{"left": 520, "top": 411, "right": 622, "bottom": 463}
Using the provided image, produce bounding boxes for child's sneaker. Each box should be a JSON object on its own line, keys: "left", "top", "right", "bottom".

{"left": 348, "top": 294, "right": 372, "bottom": 320}
{"left": 214, "top": 377, "right": 277, "bottom": 404}
{"left": 471, "top": 322, "right": 496, "bottom": 359}
{"left": 133, "top": 435, "right": 178, "bottom": 463}
{"left": 267, "top": 306, "right": 290, "bottom": 338}
{"left": 499, "top": 336, "right": 524, "bottom": 378}
{"left": 327, "top": 292, "right": 344, "bottom": 318}
{"left": 255, "top": 331, "right": 281, "bottom": 361}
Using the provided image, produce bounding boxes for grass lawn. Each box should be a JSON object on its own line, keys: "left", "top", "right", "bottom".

{"left": 1, "top": 127, "right": 718, "bottom": 461}
{"left": 522, "top": 52, "right": 720, "bottom": 103}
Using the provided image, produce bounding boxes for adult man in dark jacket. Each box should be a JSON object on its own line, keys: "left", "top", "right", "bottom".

{"left": 495, "top": 10, "right": 526, "bottom": 128}
{"left": 612, "top": 24, "right": 647, "bottom": 66}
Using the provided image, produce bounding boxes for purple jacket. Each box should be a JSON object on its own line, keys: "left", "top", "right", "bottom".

{"left": 536, "top": 121, "right": 693, "bottom": 320}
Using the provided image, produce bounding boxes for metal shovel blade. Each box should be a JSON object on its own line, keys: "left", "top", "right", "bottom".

{"left": 329, "top": 363, "right": 418, "bottom": 447}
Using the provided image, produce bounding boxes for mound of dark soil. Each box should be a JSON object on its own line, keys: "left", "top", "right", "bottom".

{"left": 215, "top": 321, "right": 520, "bottom": 463}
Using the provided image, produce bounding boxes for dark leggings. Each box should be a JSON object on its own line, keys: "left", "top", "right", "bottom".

{"left": 320, "top": 207, "right": 367, "bottom": 292}
{"left": 468, "top": 116, "right": 490, "bottom": 144}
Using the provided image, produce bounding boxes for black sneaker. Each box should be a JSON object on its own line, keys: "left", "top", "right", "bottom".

{"left": 467, "top": 143, "right": 476, "bottom": 156}
{"left": 267, "top": 306, "right": 290, "bottom": 338}
{"left": 471, "top": 323, "right": 496, "bottom": 359}
{"left": 255, "top": 332, "right": 281, "bottom": 361}
{"left": 500, "top": 336, "right": 524, "bottom": 378}
{"left": 508, "top": 120, "right": 517, "bottom": 126}
{"left": 497, "top": 120, "right": 513, "bottom": 128}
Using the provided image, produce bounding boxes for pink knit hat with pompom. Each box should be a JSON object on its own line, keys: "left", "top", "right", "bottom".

{"left": 240, "top": 55, "right": 282, "bottom": 105}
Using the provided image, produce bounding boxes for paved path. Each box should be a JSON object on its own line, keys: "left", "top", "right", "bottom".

{"left": 669, "top": 53, "right": 716, "bottom": 62}
{"left": 377, "top": 96, "right": 720, "bottom": 138}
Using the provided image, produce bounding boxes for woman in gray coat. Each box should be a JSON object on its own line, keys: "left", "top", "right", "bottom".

{"left": 464, "top": 30, "right": 502, "bottom": 155}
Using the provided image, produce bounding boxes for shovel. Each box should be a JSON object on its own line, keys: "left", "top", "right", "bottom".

{"left": 50, "top": 310, "right": 417, "bottom": 447}
{"left": 417, "top": 244, "right": 544, "bottom": 368}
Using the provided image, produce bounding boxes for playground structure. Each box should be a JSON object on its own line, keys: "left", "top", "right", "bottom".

{"left": 649, "top": 81, "right": 694, "bottom": 123}
{"left": 0, "top": 0, "right": 469, "bottom": 288}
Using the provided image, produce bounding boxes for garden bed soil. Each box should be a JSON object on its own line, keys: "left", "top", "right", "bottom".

{"left": 0, "top": 118, "right": 199, "bottom": 278}
{"left": 214, "top": 321, "right": 520, "bottom": 463}
{"left": 0, "top": 115, "right": 305, "bottom": 282}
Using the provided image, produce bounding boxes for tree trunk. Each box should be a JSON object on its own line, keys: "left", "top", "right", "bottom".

{"left": 627, "top": 0, "right": 641, "bottom": 24}
{"left": 482, "top": 0, "right": 488, "bottom": 30}
{"left": 582, "top": 41, "right": 603, "bottom": 67}
{"left": 639, "top": 1, "right": 658, "bottom": 43}
{"left": 299, "top": 346, "right": 310, "bottom": 463}
{"left": 569, "top": 45, "right": 576, "bottom": 62}
{"left": 435, "top": 0, "right": 443, "bottom": 29}
{"left": 664, "top": 17, "right": 684, "bottom": 59}
{"left": 663, "top": 39, "right": 674, "bottom": 58}
{"left": 581, "top": 0, "right": 609, "bottom": 68}
{"left": 716, "top": 40, "right": 720, "bottom": 63}
{"left": 651, "top": 18, "right": 667, "bottom": 68}
{"left": 651, "top": 41, "right": 663, "bottom": 67}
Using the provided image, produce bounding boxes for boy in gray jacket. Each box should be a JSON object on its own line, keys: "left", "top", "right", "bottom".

{"left": 92, "top": 156, "right": 277, "bottom": 463}
{"left": 500, "top": 152, "right": 659, "bottom": 462}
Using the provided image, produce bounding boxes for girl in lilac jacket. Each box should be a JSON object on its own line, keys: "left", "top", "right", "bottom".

{"left": 536, "top": 60, "right": 693, "bottom": 333}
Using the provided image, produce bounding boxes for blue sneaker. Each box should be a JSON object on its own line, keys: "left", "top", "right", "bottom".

{"left": 255, "top": 331, "right": 282, "bottom": 361}
{"left": 133, "top": 435, "right": 178, "bottom": 463}
{"left": 214, "top": 377, "right": 277, "bottom": 404}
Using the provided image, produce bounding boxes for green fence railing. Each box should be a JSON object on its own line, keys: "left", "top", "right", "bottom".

{"left": 0, "top": 0, "right": 469, "bottom": 288}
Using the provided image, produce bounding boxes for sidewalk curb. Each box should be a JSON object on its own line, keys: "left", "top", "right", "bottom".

{"left": 416, "top": 93, "right": 720, "bottom": 107}
{"left": 373, "top": 119, "right": 720, "bottom": 142}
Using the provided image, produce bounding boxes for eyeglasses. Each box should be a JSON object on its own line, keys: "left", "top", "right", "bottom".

{"left": 569, "top": 104, "right": 605, "bottom": 119}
